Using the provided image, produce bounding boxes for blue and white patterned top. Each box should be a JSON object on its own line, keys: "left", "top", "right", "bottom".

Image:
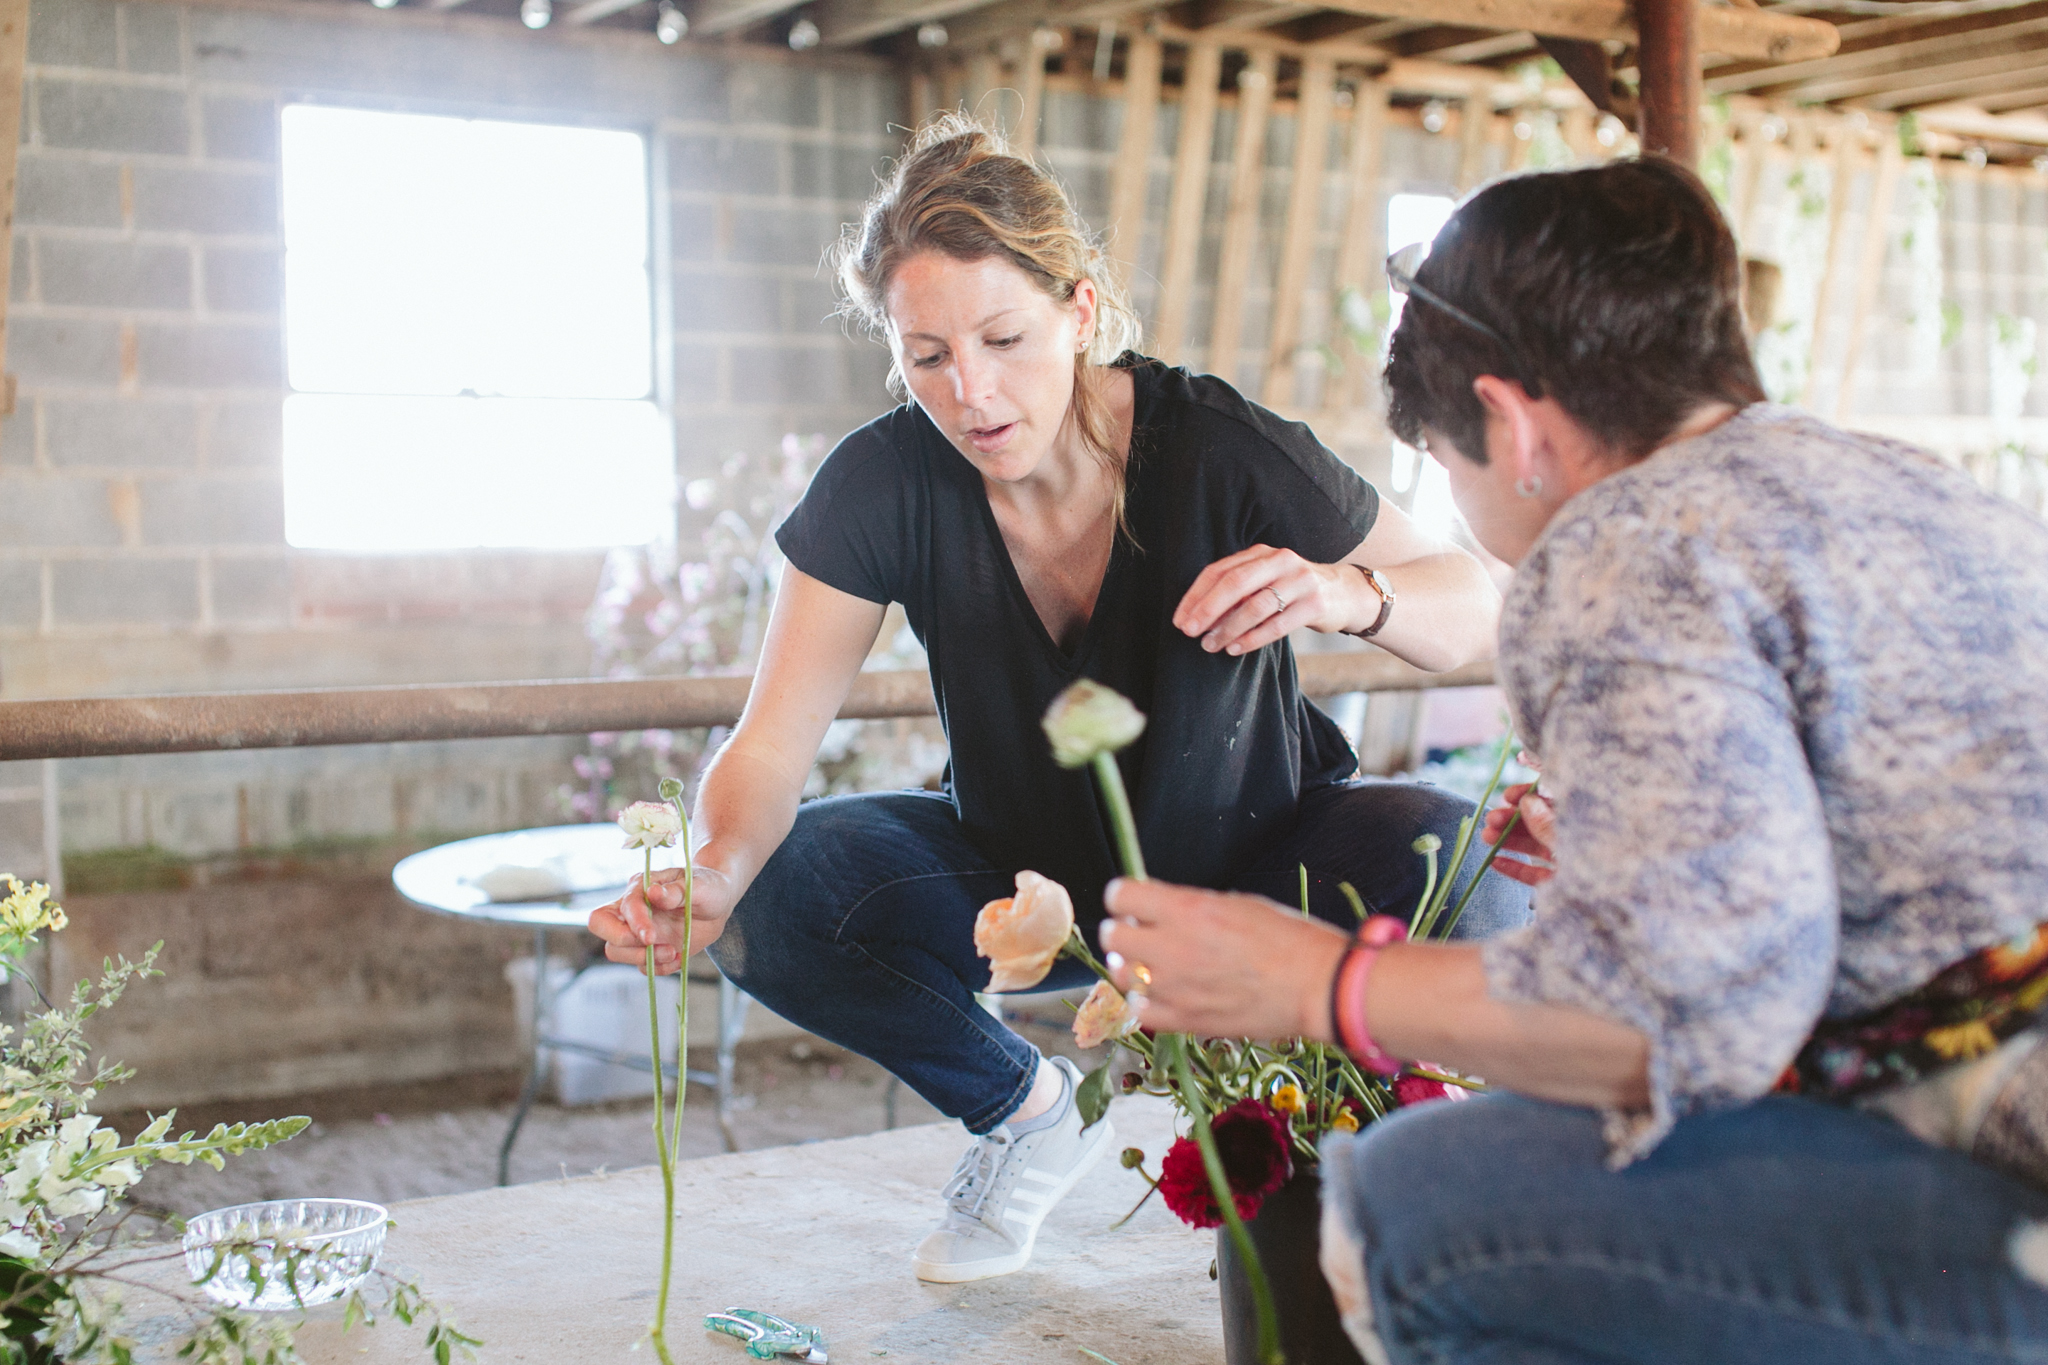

{"left": 1481, "top": 403, "right": 2048, "bottom": 1163}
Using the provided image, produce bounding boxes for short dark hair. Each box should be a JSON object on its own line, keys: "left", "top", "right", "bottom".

{"left": 1383, "top": 158, "right": 1765, "bottom": 466}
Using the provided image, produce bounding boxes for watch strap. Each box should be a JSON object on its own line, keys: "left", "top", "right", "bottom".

{"left": 1351, "top": 564, "right": 1395, "bottom": 639}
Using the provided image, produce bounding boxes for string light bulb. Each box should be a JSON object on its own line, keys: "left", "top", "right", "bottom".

{"left": 370, "top": 0, "right": 399, "bottom": 9}
{"left": 656, "top": 0, "right": 686, "bottom": 43}
{"left": 917, "top": 21, "right": 948, "bottom": 47}
{"left": 1420, "top": 100, "right": 1448, "bottom": 135}
{"left": 520, "top": 0, "right": 551, "bottom": 28}
{"left": 787, "top": 15, "right": 820, "bottom": 48}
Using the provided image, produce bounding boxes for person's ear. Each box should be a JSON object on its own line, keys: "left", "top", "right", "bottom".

{"left": 1471, "top": 375, "right": 1546, "bottom": 491}
{"left": 1070, "top": 278, "right": 1100, "bottom": 351}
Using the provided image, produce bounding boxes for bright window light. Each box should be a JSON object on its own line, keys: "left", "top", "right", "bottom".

{"left": 1386, "top": 193, "right": 1459, "bottom": 532}
{"left": 280, "top": 105, "right": 671, "bottom": 550}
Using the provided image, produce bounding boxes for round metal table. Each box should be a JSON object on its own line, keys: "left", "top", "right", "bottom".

{"left": 392, "top": 823, "right": 751, "bottom": 1183}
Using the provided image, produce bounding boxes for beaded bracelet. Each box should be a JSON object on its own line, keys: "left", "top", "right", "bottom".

{"left": 1331, "top": 914, "right": 1408, "bottom": 1075}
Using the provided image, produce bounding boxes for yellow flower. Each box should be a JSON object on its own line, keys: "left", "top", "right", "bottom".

{"left": 974, "top": 871, "right": 1075, "bottom": 993}
{"left": 1329, "top": 1109, "right": 1360, "bottom": 1134}
{"left": 0, "top": 877, "right": 65, "bottom": 938}
{"left": 1269, "top": 1085, "right": 1305, "bottom": 1116}
{"left": 1925, "top": 1019, "right": 2000, "bottom": 1061}
{"left": 2017, "top": 975, "right": 2048, "bottom": 1013}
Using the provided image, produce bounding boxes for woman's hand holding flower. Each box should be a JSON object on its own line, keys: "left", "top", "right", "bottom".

{"left": 1481, "top": 781, "right": 1557, "bottom": 886}
{"left": 589, "top": 862, "right": 738, "bottom": 973}
{"left": 1100, "top": 878, "right": 1352, "bottom": 1042}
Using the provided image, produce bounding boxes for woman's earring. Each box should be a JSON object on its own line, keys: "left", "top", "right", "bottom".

{"left": 1515, "top": 475, "right": 1543, "bottom": 499}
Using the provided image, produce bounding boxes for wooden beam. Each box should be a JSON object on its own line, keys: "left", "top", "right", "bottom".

{"left": 816, "top": 0, "right": 1003, "bottom": 47}
{"left": 924, "top": 0, "right": 1156, "bottom": 52}
{"left": 0, "top": 0, "right": 24, "bottom": 427}
{"left": 1154, "top": 41, "right": 1222, "bottom": 363}
{"left": 1106, "top": 32, "right": 1163, "bottom": 289}
{"left": 1709, "top": 1, "right": 2048, "bottom": 89}
{"left": 563, "top": 0, "right": 642, "bottom": 23}
{"left": 422, "top": 0, "right": 478, "bottom": 9}
{"left": 1208, "top": 48, "right": 1277, "bottom": 383}
{"left": 1189, "top": 0, "right": 1319, "bottom": 29}
{"left": 1456, "top": 84, "right": 1492, "bottom": 190}
{"left": 1292, "top": 0, "right": 1834, "bottom": 64}
{"left": 1913, "top": 101, "right": 2048, "bottom": 144}
{"left": 1638, "top": 0, "right": 1699, "bottom": 164}
{"left": 689, "top": 0, "right": 806, "bottom": 36}
{"left": 1263, "top": 54, "right": 1337, "bottom": 407}
{"left": 1416, "top": 29, "right": 1537, "bottom": 64}
{"left": 1708, "top": 11, "right": 2048, "bottom": 96}
{"left": 1852, "top": 47, "right": 2048, "bottom": 109}
{"left": 1971, "top": 81, "right": 2048, "bottom": 112}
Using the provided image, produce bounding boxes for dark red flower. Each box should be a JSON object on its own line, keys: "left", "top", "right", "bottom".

{"left": 1394, "top": 1073, "right": 1451, "bottom": 1106}
{"left": 1156, "top": 1099, "right": 1294, "bottom": 1230}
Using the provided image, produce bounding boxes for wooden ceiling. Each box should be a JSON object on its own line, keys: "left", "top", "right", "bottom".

{"left": 245, "top": 0, "right": 2048, "bottom": 158}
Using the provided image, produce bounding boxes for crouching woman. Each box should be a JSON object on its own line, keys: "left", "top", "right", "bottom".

{"left": 1101, "top": 158, "right": 2048, "bottom": 1363}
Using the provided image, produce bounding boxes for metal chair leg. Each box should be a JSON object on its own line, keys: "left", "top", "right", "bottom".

{"left": 497, "top": 926, "right": 551, "bottom": 1186}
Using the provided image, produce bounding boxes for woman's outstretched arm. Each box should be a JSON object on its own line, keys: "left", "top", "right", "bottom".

{"left": 588, "top": 566, "right": 885, "bottom": 971}
{"left": 1097, "top": 879, "right": 1651, "bottom": 1111}
{"left": 1173, "top": 497, "right": 1500, "bottom": 672}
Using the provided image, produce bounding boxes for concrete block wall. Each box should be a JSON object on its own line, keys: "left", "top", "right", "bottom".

{"left": 0, "top": 0, "right": 906, "bottom": 1106}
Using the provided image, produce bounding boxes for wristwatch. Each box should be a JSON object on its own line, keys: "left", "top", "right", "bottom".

{"left": 1351, "top": 565, "right": 1395, "bottom": 639}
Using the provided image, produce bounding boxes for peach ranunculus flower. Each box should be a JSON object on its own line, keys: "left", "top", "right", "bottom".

{"left": 975, "top": 870, "right": 1074, "bottom": 993}
{"left": 1073, "top": 978, "right": 1139, "bottom": 1049}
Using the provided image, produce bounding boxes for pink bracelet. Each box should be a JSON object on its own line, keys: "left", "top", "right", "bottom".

{"left": 1332, "top": 915, "right": 1407, "bottom": 1075}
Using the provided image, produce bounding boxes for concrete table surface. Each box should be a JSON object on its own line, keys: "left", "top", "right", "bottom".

{"left": 258, "top": 1094, "right": 1224, "bottom": 1365}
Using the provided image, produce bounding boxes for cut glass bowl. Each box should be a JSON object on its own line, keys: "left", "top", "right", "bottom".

{"left": 182, "top": 1198, "right": 389, "bottom": 1311}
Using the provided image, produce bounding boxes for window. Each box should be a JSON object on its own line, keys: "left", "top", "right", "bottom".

{"left": 1383, "top": 193, "right": 1458, "bottom": 538}
{"left": 280, "top": 106, "right": 671, "bottom": 550}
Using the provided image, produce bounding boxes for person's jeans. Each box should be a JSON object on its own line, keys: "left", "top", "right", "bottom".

{"left": 708, "top": 780, "right": 1530, "bottom": 1134}
{"left": 1320, "top": 1091, "right": 2048, "bottom": 1364}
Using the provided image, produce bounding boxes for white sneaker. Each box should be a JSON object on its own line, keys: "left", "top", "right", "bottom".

{"left": 911, "top": 1056, "right": 1114, "bottom": 1283}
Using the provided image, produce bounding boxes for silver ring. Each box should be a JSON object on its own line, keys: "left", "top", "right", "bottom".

{"left": 1268, "top": 586, "right": 1288, "bottom": 615}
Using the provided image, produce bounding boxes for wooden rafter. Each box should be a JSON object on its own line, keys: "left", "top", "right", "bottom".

{"left": 689, "top": 0, "right": 807, "bottom": 36}
{"left": 1707, "top": 7, "right": 2048, "bottom": 95}
{"left": 1793, "top": 37, "right": 2048, "bottom": 105}
{"left": 817, "top": 0, "right": 1006, "bottom": 46}
{"left": 564, "top": 0, "right": 644, "bottom": 23}
{"left": 1277, "top": 0, "right": 1834, "bottom": 63}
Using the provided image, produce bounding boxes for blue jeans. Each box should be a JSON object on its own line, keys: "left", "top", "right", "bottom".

{"left": 1321, "top": 1092, "right": 2048, "bottom": 1364}
{"left": 708, "top": 780, "right": 1530, "bottom": 1133}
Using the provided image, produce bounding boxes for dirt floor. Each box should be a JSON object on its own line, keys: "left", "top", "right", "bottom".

{"left": 106, "top": 1000, "right": 1091, "bottom": 1223}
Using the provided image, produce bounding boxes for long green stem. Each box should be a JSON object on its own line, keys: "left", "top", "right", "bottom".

{"left": 1090, "top": 751, "right": 1147, "bottom": 882}
{"left": 1435, "top": 805, "right": 1525, "bottom": 942}
{"left": 1167, "top": 1033, "right": 1281, "bottom": 1365}
{"left": 642, "top": 848, "right": 676, "bottom": 1365}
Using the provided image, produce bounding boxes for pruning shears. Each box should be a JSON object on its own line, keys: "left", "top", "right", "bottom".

{"left": 704, "top": 1306, "right": 829, "bottom": 1363}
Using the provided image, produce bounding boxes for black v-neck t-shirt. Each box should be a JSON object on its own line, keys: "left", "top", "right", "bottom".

{"left": 775, "top": 355, "right": 1379, "bottom": 920}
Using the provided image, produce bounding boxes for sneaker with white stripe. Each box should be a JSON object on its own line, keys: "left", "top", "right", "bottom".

{"left": 910, "top": 1056, "right": 1114, "bottom": 1283}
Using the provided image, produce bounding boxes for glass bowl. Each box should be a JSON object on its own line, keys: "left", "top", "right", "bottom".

{"left": 182, "top": 1198, "right": 389, "bottom": 1311}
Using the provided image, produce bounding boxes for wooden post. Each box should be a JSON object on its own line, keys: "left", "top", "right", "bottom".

{"left": 1833, "top": 126, "right": 1904, "bottom": 421}
{"left": 1264, "top": 55, "right": 1338, "bottom": 407}
{"left": 966, "top": 49, "right": 1001, "bottom": 121}
{"left": 1329, "top": 77, "right": 1389, "bottom": 413}
{"left": 1208, "top": 49, "right": 1278, "bottom": 385}
{"left": 1014, "top": 30, "right": 1051, "bottom": 157}
{"left": 1637, "top": 0, "right": 1700, "bottom": 166}
{"left": 1156, "top": 42, "right": 1223, "bottom": 364}
{"left": 1107, "top": 32, "right": 1163, "bottom": 290}
{"left": 1801, "top": 122, "right": 1859, "bottom": 408}
{"left": 1455, "top": 88, "right": 1492, "bottom": 192}
{"left": 908, "top": 64, "right": 935, "bottom": 132}
{"left": 0, "top": 0, "right": 28, "bottom": 424}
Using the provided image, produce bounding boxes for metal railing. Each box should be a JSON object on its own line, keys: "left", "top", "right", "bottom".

{"left": 0, "top": 653, "right": 1495, "bottom": 761}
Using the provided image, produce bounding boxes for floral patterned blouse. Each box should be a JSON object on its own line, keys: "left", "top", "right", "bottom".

{"left": 1481, "top": 404, "right": 2048, "bottom": 1165}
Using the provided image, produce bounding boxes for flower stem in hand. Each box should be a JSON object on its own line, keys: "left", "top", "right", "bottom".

{"left": 1090, "top": 751, "right": 1147, "bottom": 882}
{"left": 1166, "top": 1033, "right": 1280, "bottom": 1365}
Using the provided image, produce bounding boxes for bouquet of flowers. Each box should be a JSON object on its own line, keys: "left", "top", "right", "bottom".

{"left": 0, "top": 874, "right": 475, "bottom": 1365}
{"left": 975, "top": 682, "right": 1526, "bottom": 1365}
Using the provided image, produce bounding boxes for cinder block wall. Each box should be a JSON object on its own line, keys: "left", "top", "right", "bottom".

{"left": 0, "top": 0, "right": 904, "bottom": 1105}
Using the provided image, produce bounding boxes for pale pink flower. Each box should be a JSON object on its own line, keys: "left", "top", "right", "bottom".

{"left": 974, "top": 870, "right": 1074, "bottom": 992}
{"left": 1072, "top": 978, "right": 1138, "bottom": 1048}
{"left": 617, "top": 800, "right": 683, "bottom": 850}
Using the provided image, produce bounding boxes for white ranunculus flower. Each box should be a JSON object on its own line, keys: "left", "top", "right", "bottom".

{"left": 1042, "top": 680, "right": 1147, "bottom": 768}
{"left": 42, "top": 1184, "right": 104, "bottom": 1220}
{"left": 0, "top": 1227, "right": 38, "bottom": 1259}
{"left": 617, "top": 801, "right": 684, "bottom": 851}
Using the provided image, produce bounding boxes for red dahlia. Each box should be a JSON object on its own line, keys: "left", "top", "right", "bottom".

{"left": 1157, "top": 1098, "right": 1294, "bottom": 1229}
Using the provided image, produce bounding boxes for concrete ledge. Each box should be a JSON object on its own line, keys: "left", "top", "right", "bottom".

{"left": 259, "top": 1096, "right": 1220, "bottom": 1364}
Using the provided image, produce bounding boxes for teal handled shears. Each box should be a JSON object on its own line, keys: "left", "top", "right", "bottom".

{"left": 704, "top": 1306, "right": 829, "bottom": 1363}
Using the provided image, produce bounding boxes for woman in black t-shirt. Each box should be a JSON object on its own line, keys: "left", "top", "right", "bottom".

{"left": 590, "top": 116, "right": 1524, "bottom": 1283}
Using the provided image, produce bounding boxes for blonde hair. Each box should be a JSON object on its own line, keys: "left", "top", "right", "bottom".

{"left": 833, "top": 114, "right": 1143, "bottom": 530}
